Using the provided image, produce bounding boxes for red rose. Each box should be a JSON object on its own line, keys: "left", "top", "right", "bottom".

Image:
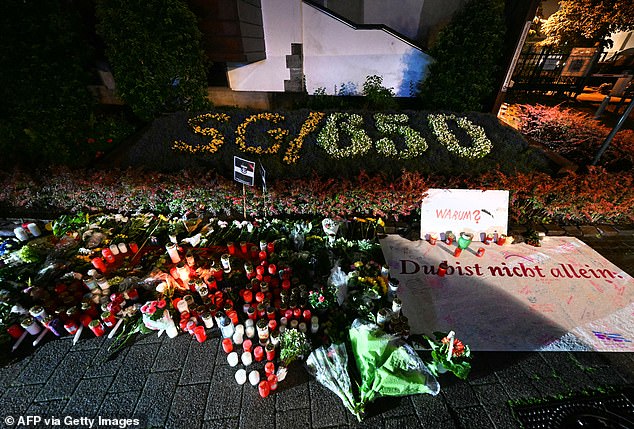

{"left": 157, "top": 299, "right": 166, "bottom": 309}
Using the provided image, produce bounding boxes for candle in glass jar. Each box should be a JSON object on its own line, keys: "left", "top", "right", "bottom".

{"left": 227, "top": 242, "right": 236, "bottom": 255}
{"left": 222, "top": 338, "right": 233, "bottom": 353}
{"left": 221, "top": 254, "right": 231, "bottom": 272}
{"left": 166, "top": 243, "right": 181, "bottom": 264}
{"left": 266, "top": 241, "right": 275, "bottom": 254}
{"left": 88, "top": 319, "right": 105, "bottom": 337}
{"left": 249, "top": 370, "right": 260, "bottom": 386}
{"left": 14, "top": 227, "right": 29, "bottom": 241}
{"left": 129, "top": 242, "right": 139, "bottom": 253}
{"left": 267, "top": 374, "right": 278, "bottom": 391}
{"left": 117, "top": 242, "right": 128, "bottom": 254}
{"left": 101, "top": 248, "right": 115, "bottom": 264}
{"left": 194, "top": 326, "right": 207, "bottom": 343}
{"left": 227, "top": 351, "right": 239, "bottom": 366}
{"left": 453, "top": 247, "right": 462, "bottom": 257}
{"left": 232, "top": 330, "right": 244, "bottom": 345}
{"left": 241, "top": 351, "right": 253, "bottom": 366}
{"left": 253, "top": 345, "right": 264, "bottom": 362}
{"left": 477, "top": 247, "right": 486, "bottom": 257}
{"left": 21, "top": 317, "right": 42, "bottom": 335}
{"left": 258, "top": 251, "right": 267, "bottom": 262}
{"left": 265, "top": 344, "right": 275, "bottom": 361}
{"left": 258, "top": 380, "right": 271, "bottom": 397}
{"left": 109, "top": 244, "right": 120, "bottom": 256}
{"left": 235, "top": 369, "right": 247, "bottom": 385}
{"left": 437, "top": 261, "right": 448, "bottom": 277}
{"left": 242, "top": 338, "right": 253, "bottom": 353}
{"left": 101, "top": 311, "right": 116, "bottom": 328}
{"left": 27, "top": 223, "right": 42, "bottom": 237}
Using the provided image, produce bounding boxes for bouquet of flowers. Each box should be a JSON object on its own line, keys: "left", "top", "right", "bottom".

{"left": 308, "top": 285, "right": 336, "bottom": 310}
{"left": 140, "top": 299, "right": 176, "bottom": 335}
{"left": 280, "top": 328, "right": 312, "bottom": 367}
{"left": 424, "top": 331, "right": 471, "bottom": 380}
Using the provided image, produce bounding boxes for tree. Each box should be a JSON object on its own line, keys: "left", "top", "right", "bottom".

{"left": 0, "top": 0, "right": 96, "bottom": 167}
{"left": 540, "top": 0, "right": 634, "bottom": 48}
{"left": 95, "top": 0, "right": 210, "bottom": 121}
{"left": 417, "top": 0, "right": 506, "bottom": 112}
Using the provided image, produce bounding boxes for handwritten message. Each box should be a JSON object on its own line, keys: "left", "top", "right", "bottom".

{"left": 420, "top": 189, "right": 509, "bottom": 241}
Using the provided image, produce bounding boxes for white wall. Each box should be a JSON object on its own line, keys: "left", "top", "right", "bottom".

{"left": 302, "top": 2, "right": 432, "bottom": 96}
{"left": 227, "top": 0, "right": 432, "bottom": 97}
{"left": 226, "top": 0, "right": 302, "bottom": 92}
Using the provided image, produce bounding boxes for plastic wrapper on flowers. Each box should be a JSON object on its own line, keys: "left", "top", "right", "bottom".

{"left": 349, "top": 319, "right": 439, "bottom": 416}
{"left": 305, "top": 343, "right": 361, "bottom": 421}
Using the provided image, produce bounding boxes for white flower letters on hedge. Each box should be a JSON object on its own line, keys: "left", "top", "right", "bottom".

{"left": 317, "top": 113, "right": 372, "bottom": 159}
{"left": 427, "top": 114, "right": 492, "bottom": 159}
{"left": 374, "top": 113, "right": 428, "bottom": 159}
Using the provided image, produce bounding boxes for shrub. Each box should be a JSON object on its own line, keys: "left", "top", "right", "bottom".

{"left": 0, "top": 1, "right": 96, "bottom": 167}
{"left": 362, "top": 75, "right": 397, "bottom": 110}
{"left": 418, "top": 0, "right": 506, "bottom": 112}
{"left": 95, "top": 0, "right": 210, "bottom": 121}
{"left": 512, "top": 103, "right": 634, "bottom": 170}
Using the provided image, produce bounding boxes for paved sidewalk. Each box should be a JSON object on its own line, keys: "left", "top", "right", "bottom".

{"left": 1, "top": 223, "right": 633, "bottom": 429}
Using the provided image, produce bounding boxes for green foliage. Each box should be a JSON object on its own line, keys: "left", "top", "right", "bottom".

{"left": 362, "top": 75, "right": 397, "bottom": 110}
{"left": 417, "top": 0, "right": 506, "bottom": 112}
{"left": 0, "top": 1, "right": 96, "bottom": 167}
{"left": 540, "top": 0, "right": 634, "bottom": 48}
{"left": 95, "top": 0, "right": 210, "bottom": 121}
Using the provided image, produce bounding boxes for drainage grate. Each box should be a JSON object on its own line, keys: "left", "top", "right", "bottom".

{"left": 512, "top": 388, "right": 634, "bottom": 429}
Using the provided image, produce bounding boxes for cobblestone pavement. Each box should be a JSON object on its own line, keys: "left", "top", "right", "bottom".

{"left": 1, "top": 222, "right": 633, "bottom": 429}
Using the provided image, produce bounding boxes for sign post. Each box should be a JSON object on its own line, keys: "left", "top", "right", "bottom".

{"left": 234, "top": 156, "right": 256, "bottom": 219}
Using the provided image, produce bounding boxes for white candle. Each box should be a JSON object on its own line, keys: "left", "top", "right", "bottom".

{"left": 117, "top": 242, "right": 128, "bottom": 253}
{"left": 249, "top": 370, "right": 260, "bottom": 386}
{"left": 227, "top": 352, "right": 239, "bottom": 367}
{"left": 235, "top": 369, "right": 247, "bottom": 385}
{"left": 14, "top": 227, "right": 28, "bottom": 241}
{"left": 447, "top": 331, "right": 455, "bottom": 360}
{"left": 166, "top": 243, "right": 181, "bottom": 264}
{"left": 27, "top": 223, "right": 41, "bottom": 237}
{"left": 109, "top": 244, "right": 120, "bottom": 255}
{"left": 241, "top": 351, "right": 253, "bottom": 366}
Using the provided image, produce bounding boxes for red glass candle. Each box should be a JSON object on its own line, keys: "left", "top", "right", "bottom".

{"left": 284, "top": 309, "right": 293, "bottom": 320}
{"left": 258, "top": 251, "right": 267, "bottom": 262}
{"left": 101, "top": 311, "right": 116, "bottom": 328}
{"left": 243, "top": 290, "right": 253, "bottom": 303}
{"left": 257, "top": 304, "right": 266, "bottom": 318}
{"left": 265, "top": 346, "right": 276, "bottom": 362}
{"left": 282, "top": 279, "right": 291, "bottom": 291}
{"left": 88, "top": 320, "right": 105, "bottom": 337}
{"left": 266, "top": 307, "right": 276, "bottom": 320}
{"left": 240, "top": 242, "right": 249, "bottom": 254}
{"left": 266, "top": 242, "right": 275, "bottom": 254}
{"left": 250, "top": 246, "right": 259, "bottom": 260}
{"left": 268, "top": 319, "right": 277, "bottom": 332}
{"left": 253, "top": 345, "right": 264, "bottom": 362}
{"left": 446, "top": 236, "right": 453, "bottom": 245}
{"left": 7, "top": 324, "right": 24, "bottom": 339}
{"left": 255, "top": 292, "right": 265, "bottom": 303}
{"left": 497, "top": 235, "right": 507, "bottom": 245}
{"left": 101, "top": 248, "right": 115, "bottom": 263}
{"left": 79, "top": 314, "right": 93, "bottom": 327}
{"left": 453, "top": 248, "right": 462, "bottom": 257}
{"left": 64, "top": 319, "right": 79, "bottom": 335}
{"left": 302, "top": 309, "right": 312, "bottom": 323}
{"left": 268, "top": 264, "right": 277, "bottom": 275}
{"left": 267, "top": 374, "right": 278, "bottom": 391}
{"left": 227, "top": 242, "right": 236, "bottom": 255}
{"left": 129, "top": 242, "right": 139, "bottom": 253}
{"left": 255, "top": 265, "right": 265, "bottom": 277}
{"left": 293, "top": 308, "right": 302, "bottom": 319}
{"left": 265, "top": 361, "right": 275, "bottom": 375}
{"left": 91, "top": 257, "right": 107, "bottom": 273}
{"left": 258, "top": 380, "right": 270, "bottom": 398}
{"left": 194, "top": 326, "right": 207, "bottom": 343}
{"left": 437, "top": 262, "right": 448, "bottom": 277}
{"left": 476, "top": 247, "right": 486, "bottom": 257}
{"left": 207, "top": 278, "right": 218, "bottom": 291}
{"left": 247, "top": 306, "right": 257, "bottom": 320}
{"left": 213, "top": 269, "right": 223, "bottom": 281}
{"left": 124, "top": 287, "right": 139, "bottom": 301}
{"left": 242, "top": 339, "right": 253, "bottom": 353}
{"left": 227, "top": 310, "right": 239, "bottom": 326}
{"left": 222, "top": 338, "right": 234, "bottom": 353}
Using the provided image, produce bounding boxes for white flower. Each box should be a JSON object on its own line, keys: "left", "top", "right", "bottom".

{"left": 317, "top": 113, "right": 372, "bottom": 159}
{"left": 246, "top": 223, "right": 254, "bottom": 233}
{"left": 218, "top": 220, "right": 228, "bottom": 229}
{"left": 428, "top": 114, "right": 492, "bottom": 159}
